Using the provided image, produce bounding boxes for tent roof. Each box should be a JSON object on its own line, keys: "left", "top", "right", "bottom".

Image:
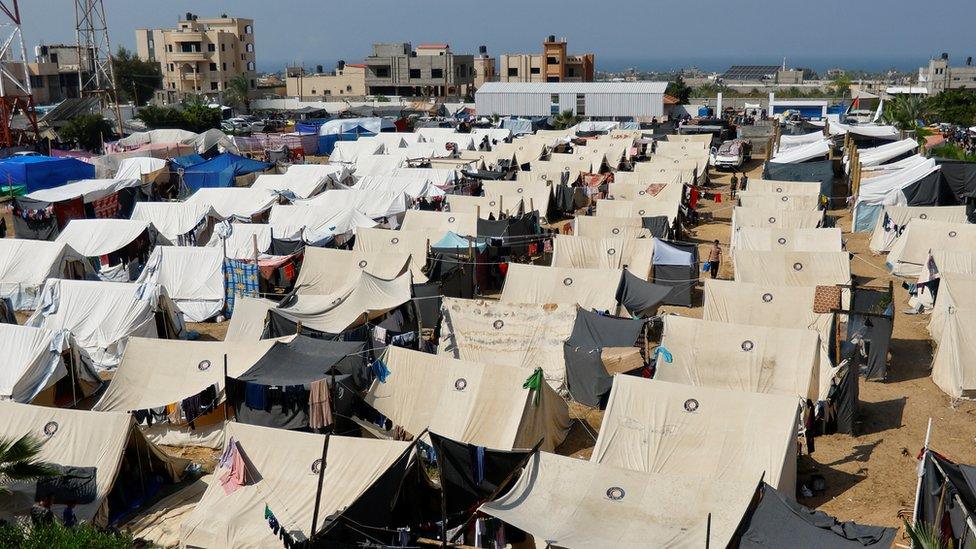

{"left": 276, "top": 271, "right": 412, "bottom": 334}
{"left": 552, "top": 234, "right": 655, "bottom": 279}
{"left": 236, "top": 336, "right": 365, "bottom": 385}
{"left": 592, "top": 376, "right": 800, "bottom": 492}
{"left": 364, "top": 346, "right": 569, "bottom": 451}
{"left": 55, "top": 218, "right": 150, "bottom": 257}
{"left": 931, "top": 308, "right": 976, "bottom": 398}
{"left": 402, "top": 210, "right": 478, "bottom": 236}
{"left": 736, "top": 192, "right": 822, "bottom": 211}
{"left": 301, "top": 188, "right": 410, "bottom": 219}
{"left": 0, "top": 324, "right": 68, "bottom": 402}
{"left": 868, "top": 205, "right": 966, "bottom": 253}
{"left": 130, "top": 201, "right": 215, "bottom": 244}
{"left": 0, "top": 239, "right": 85, "bottom": 288}
{"left": 353, "top": 227, "right": 436, "bottom": 283}
{"left": 269, "top": 203, "right": 378, "bottom": 243}
{"left": 185, "top": 187, "right": 279, "bottom": 219}
{"left": 25, "top": 177, "right": 143, "bottom": 204}
{"left": 136, "top": 246, "right": 224, "bottom": 322}
{"left": 205, "top": 222, "right": 271, "bottom": 259}
{"left": 733, "top": 250, "right": 851, "bottom": 288}
{"left": 501, "top": 263, "right": 621, "bottom": 312}
{"left": 595, "top": 198, "right": 679, "bottom": 223}
{"left": 573, "top": 216, "right": 649, "bottom": 239}
{"left": 294, "top": 248, "right": 410, "bottom": 295}
{"left": 734, "top": 227, "right": 843, "bottom": 253}
{"left": 887, "top": 220, "right": 976, "bottom": 277}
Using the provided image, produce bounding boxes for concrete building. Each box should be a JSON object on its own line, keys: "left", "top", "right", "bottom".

{"left": 499, "top": 35, "right": 595, "bottom": 83}
{"left": 918, "top": 54, "right": 976, "bottom": 95}
{"left": 135, "top": 12, "right": 257, "bottom": 105}
{"left": 473, "top": 46, "right": 495, "bottom": 90}
{"left": 721, "top": 65, "right": 805, "bottom": 86}
{"left": 285, "top": 62, "right": 367, "bottom": 100}
{"left": 364, "top": 43, "right": 474, "bottom": 98}
{"left": 475, "top": 81, "right": 666, "bottom": 120}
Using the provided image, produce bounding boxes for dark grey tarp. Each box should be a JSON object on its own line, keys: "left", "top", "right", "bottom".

{"left": 428, "top": 432, "right": 533, "bottom": 515}
{"left": 476, "top": 218, "right": 509, "bottom": 238}
{"left": 616, "top": 269, "right": 672, "bottom": 316}
{"left": 641, "top": 216, "right": 671, "bottom": 239}
{"left": 739, "top": 482, "right": 896, "bottom": 548}
{"left": 412, "top": 282, "right": 442, "bottom": 332}
{"left": 35, "top": 465, "right": 97, "bottom": 504}
{"left": 831, "top": 361, "right": 859, "bottom": 435}
{"left": 763, "top": 160, "right": 834, "bottom": 203}
{"left": 268, "top": 237, "right": 305, "bottom": 256}
{"left": 564, "top": 343, "right": 614, "bottom": 407}
{"left": 263, "top": 309, "right": 370, "bottom": 342}
{"left": 554, "top": 182, "right": 575, "bottom": 213}
{"left": 12, "top": 197, "right": 59, "bottom": 240}
{"left": 848, "top": 288, "right": 893, "bottom": 381}
{"left": 902, "top": 170, "right": 958, "bottom": 207}
{"left": 235, "top": 336, "right": 366, "bottom": 386}
{"left": 915, "top": 451, "right": 976, "bottom": 547}
{"left": 652, "top": 239, "right": 698, "bottom": 307}
{"left": 426, "top": 254, "right": 475, "bottom": 299}
{"left": 568, "top": 308, "right": 644, "bottom": 349}
{"left": 936, "top": 159, "right": 976, "bottom": 202}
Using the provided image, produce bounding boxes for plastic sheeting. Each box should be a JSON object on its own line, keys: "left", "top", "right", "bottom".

{"left": 25, "top": 177, "right": 143, "bottom": 204}
{"left": 115, "top": 157, "right": 167, "bottom": 180}
{"left": 852, "top": 157, "right": 941, "bottom": 231}
{"left": 770, "top": 139, "right": 831, "bottom": 164}
{"left": 0, "top": 156, "right": 95, "bottom": 193}
{"left": 848, "top": 138, "right": 919, "bottom": 169}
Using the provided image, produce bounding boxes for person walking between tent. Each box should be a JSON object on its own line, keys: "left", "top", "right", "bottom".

{"left": 730, "top": 173, "right": 739, "bottom": 199}
{"left": 707, "top": 240, "right": 722, "bottom": 279}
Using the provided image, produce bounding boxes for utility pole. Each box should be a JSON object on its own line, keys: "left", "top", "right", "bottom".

{"left": 0, "top": 0, "right": 39, "bottom": 149}
{"left": 75, "top": 0, "right": 124, "bottom": 136}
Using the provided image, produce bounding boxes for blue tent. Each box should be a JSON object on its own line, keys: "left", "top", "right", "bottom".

{"left": 171, "top": 153, "right": 207, "bottom": 170}
{"left": 432, "top": 231, "right": 487, "bottom": 253}
{"left": 181, "top": 153, "right": 271, "bottom": 190}
{"left": 0, "top": 156, "right": 95, "bottom": 193}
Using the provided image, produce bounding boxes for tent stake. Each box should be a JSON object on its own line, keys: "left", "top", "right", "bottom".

{"left": 705, "top": 512, "right": 711, "bottom": 549}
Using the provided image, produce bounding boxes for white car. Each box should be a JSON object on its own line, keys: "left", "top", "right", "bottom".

{"left": 710, "top": 139, "right": 751, "bottom": 170}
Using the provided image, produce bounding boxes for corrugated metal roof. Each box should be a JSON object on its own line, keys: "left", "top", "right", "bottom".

{"left": 476, "top": 82, "right": 667, "bottom": 94}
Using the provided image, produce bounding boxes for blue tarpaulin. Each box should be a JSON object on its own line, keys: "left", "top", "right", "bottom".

{"left": 182, "top": 153, "right": 271, "bottom": 190}
{"left": 432, "top": 231, "right": 488, "bottom": 253}
{"left": 171, "top": 154, "right": 207, "bottom": 169}
{"left": 0, "top": 156, "right": 95, "bottom": 193}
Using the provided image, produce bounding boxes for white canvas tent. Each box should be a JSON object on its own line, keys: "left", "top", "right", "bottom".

{"left": 851, "top": 156, "right": 940, "bottom": 232}
{"left": 868, "top": 205, "right": 967, "bottom": 253}
{"left": 364, "top": 346, "right": 570, "bottom": 451}
{"left": 130, "top": 201, "right": 216, "bottom": 245}
{"left": 268, "top": 203, "right": 377, "bottom": 244}
{"left": 927, "top": 273, "right": 976, "bottom": 342}
{"left": 481, "top": 451, "right": 757, "bottom": 549}
{"left": 353, "top": 227, "right": 434, "bottom": 283}
{"left": 205, "top": 222, "right": 271, "bottom": 260}
{"left": 734, "top": 227, "right": 843, "bottom": 253}
{"left": 736, "top": 191, "right": 822, "bottom": 211}
{"left": 482, "top": 180, "right": 552, "bottom": 217}
{"left": 552, "top": 234, "right": 654, "bottom": 279}
{"left": 137, "top": 246, "right": 225, "bottom": 322}
{"left": 846, "top": 138, "right": 919, "bottom": 169}
{"left": 733, "top": 251, "right": 852, "bottom": 290}
{"left": 655, "top": 315, "right": 820, "bottom": 401}
{"left": 275, "top": 271, "right": 412, "bottom": 334}
{"left": 501, "top": 263, "right": 621, "bottom": 312}
{"left": 25, "top": 178, "right": 145, "bottom": 204}
{"left": 250, "top": 169, "right": 337, "bottom": 200}
{"left": 591, "top": 376, "right": 800, "bottom": 493}
{"left": 390, "top": 167, "right": 457, "bottom": 187}
{"left": 401, "top": 210, "right": 478, "bottom": 236}
{"left": 769, "top": 139, "right": 831, "bottom": 163}
{"left": 300, "top": 189, "right": 410, "bottom": 219}
{"left": 328, "top": 139, "right": 385, "bottom": 163}
{"left": 573, "top": 216, "right": 649, "bottom": 239}
{"left": 294, "top": 248, "right": 411, "bottom": 295}
{"left": 348, "top": 174, "right": 445, "bottom": 199}
{"left": 0, "top": 324, "right": 69, "bottom": 403}
{"left": 438, "top": 298, "right": 577, "bottom": 389}
{"left": 224, "top": 295, "right": 276, "bottom": 341}
{"left": 886, "top": 220, "right": 976, "bottom": 277}
{"left": 594, "top": 199, "right": 679, "bottom": 224}
{"left": 0, "top": 239, "right": 89, "bottom": 310}
{"left": 55, "top": 218, "right": 151, "bottom": 258}
{"left": 730, "top": 208, "right": 823, "bottom": 249}
{"left": 445, "top": 194, "right": 520, "bottom": 218}
{"left": 746, "top": 179, "right": 823, "bottom": 195}
{"left": 180, "top": 422, "right": 409, "bottom": 548}
{"left": 115, "top": 157, "right": 167, "bottom": 180}
{"left": 930, "top": 308, "right": 976, "bottom": 399}
{"left": 185, "top": 187, "right": 280, "bottom": 220}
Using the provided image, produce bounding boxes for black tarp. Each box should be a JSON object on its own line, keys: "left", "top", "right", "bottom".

{"left": 428, "top": 432, "right": 533, "bottom": 516}
{"left": 615, "top": 269, "right": 672, "bottom": 316}
{"left": 568, "top": 308, "right": 644, "bottom": 349}
{"left": 554, "top": 182, "right": 575, "bottom": 213}
{"left": 35, "top": 465, "right": 97, "bottom": 505}
{"left": 831, "top": 361, "right": 859, "bottom": 435}
{"left": 738, "top": 482, "right": 896, "bottom": 548}
{"left": 268, "top": 237, "right": 305, "bottom": 256}
{"left": 426, "top": 254, "right": 475, "bottom": 299}
{"left": 236, "top": 336, "right": 366, "bottom": 387}
{"left": 902, "top": 170, "right": 959, "bottom": 207}
{"left": 641, "top": 215, "right": 672, "bottom": 239}
{"left": 564, "top": 343, "right": 615, "bottom": 407}
{"left": 848, "top": 288, "right": 893, "bottom": 381}
{"left": 11, "top": 196, "right": 59, "bottom": 240}
{"left": 476, "top": 218, "right": 509, "bottom": 238}
{"left": 915, "top": 451, "right": 976, "bottom": 547}
{"left": 763, "top": 160, "right": 834, "bottom": 203}
{"left": 412, "top": 282, "right": 442, "bottom": 332}
{"left": 263, "top": 310, "right": 370, "bottom": 342}
{"left": 936, "top": 159, "right": 976, "bottom": 201}
{"left": 653, "top": 259, "right": 698, "bottom": 308}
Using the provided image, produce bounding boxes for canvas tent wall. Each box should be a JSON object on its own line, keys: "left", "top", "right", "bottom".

{"left": 300, "top": 188, "right": 410, "bottom": 220}
{"left": 930, "top": 308, "right": 976, "bottom": 399}
{"left": 481, "top": 451, "right": 758, "bottom": 549}
{"left": 445, "top": 194, "right": 520, "bottom": 218}
{"left": 438, "top": 298, "right": 577, "bottom": 390}
{"left": 733, "top": 251, "right": 852, "bottom": 290}
{"left": 224, "top": 296, "right": 275, "bottom": 341}
{"left": 730, "top": 207, "right": 822, "bottom": 249}
{"left": 482, "top": 180, "right": 553, "bottom": 219}
{"left": 0, "top": 239, "right": 89, "bottom": 310}
{"left": 363, "top": 346, "right": 569, "bottom": 451}
{"left": 651, "top": 239, "right": 699, "bottom": 307}
{"left": 769, "top": 139, "right": 831, "bottom": 164}
{"left": 747, "top": 178, "right": 823, "bottom": 195}
{"left": 250, "top": 172, "right": 332, "bottom": 200}
{"left": 501, "top": 263, "right": 621, "bottom": 312}
{"left": 0, "top": 401, "right": 185, "bottom": 526}
{"left": 268, "top": 203, "right": 377, "bottom": 245}
{"left": 734, "top": 227, "right": 843, "bottom": 253}
{"left": 927, "top": 273, "right": 976, "bottom": 342}
{"left": 595, "top": 198, "right": 679, "bottom": 225}
{"left": 114, "top": 157, "right": 168, "bottom": 180}
{"left": 851, "top": 157, "right": 942, "bottom": 232}
{"left": 294, "top": 248, "right": 411, "bottom": 295}
{"left": 574, "top": 215, "right": 650, "bottom": 239}
{"left": 762, "top": 160, "right": 834, "bottom": 204}
{"left": 847, "top": 137, "right": 919, "bottom": 169}
{"left": 26, "top": 279, "right": 181, "bottom": 376}
{"left": 185, "top": 187, "right": 279, "bottom": 221}
{"left": 654, "top": 315, "right": 820, "bottom": 402}
{"left": 390, "top": 167, "right": 458, "bottom": 187}
{"left": 54, "top": 218, "right": 151, "bottom": 260}
{"left": 736, "top": 191, "right": 822, "bottom": 211}
{"left": 591, "top": 376, "right": 800, "bottom": 493}
{"left": 552, "top": 234, "right": 654, "bottom": 279}
{"left": 353, "top": 227, "right": 434, "bottom": 283}
{"left": 886, "top": 220, "right": 976, "bottom": 277}
{"left": 868, "top": 205, "right": 967, "bottom": 253}
{"left": 348, "top": 174, "right": 445, "bottom": 200}
{"left": 0, "top": 324, "right": 69, "bottom": 403}
{"left": 205, "top": 222, "right": 272, "bottom": 259}
{"left": 401, "top": 210, "right": 478, "bottom": 237}
{"left": 130, "top": 201, "right": 215, "bottom": 245}
{"left": 274, "top": 271, "right": 412, "bottom": 334}
{"left": 180, "top": 422, "right": 409, "bottom": 548}
{"left": 327, "top": 139, "right": 385, "bottom": 163}
{"left": 137, "top": 246, "right": 225, "bottom": 322}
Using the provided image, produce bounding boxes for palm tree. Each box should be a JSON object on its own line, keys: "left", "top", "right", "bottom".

{"left": 902, "top": 519, "right": 947, "bottom": 549}
{"left": 552, "top": 109, "right": 581, "bottom": 130}
{"left": 0, "top": 434, "right": 55, "bottom": 495}
{"left": 226, "top": 74, "right": 251, "bottom": 114}
{"left": 881, "top": 94, "right": 931, "bottom": 143}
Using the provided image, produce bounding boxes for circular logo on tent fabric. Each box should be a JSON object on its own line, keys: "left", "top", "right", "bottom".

{"left": 331, "top": 297, "right": 343, "bottom": 306}
{"left": 198, "top": 360, "right": 212, "bottom": 371}
{"left": 391, "top": 237, "right": 400, "bottom": 245}
{"left": 447, "top": 216, "right": 456, "bottom": 223}
{"left": 683, "top": 399, "right": 700, "bottom": 412}
{"left": 563, "top": 278, "right": 574, "bottom": 286}
{"left": 516, "top": 187, "right": 524, "bottom": 194}
{"left": 638, "top": 190, "right": 646, "bottom": 196}
{"left": 781, "top": 196, "right": 789, "bottom": 202}
{"left": 311, "top": 459, "right": 323, "bottom": 475}
{"left": 775, "top": 187, "right": 784, "bottom": 193}
{"left": 43, "top": 421, "right": 59, "bottom": 436}
{"left": 741, "top": 340, "right": 755, "bottom": 351}
{"left": 606, "top": 487, "right": 626, "bottom": 501}
{"left": 777, "top": 237, "right": 788, "bottom": 245}
{"left": 611, "top": 228, "right": 621, "bottom": 235}
{"left": 793, "top": 262, "right": 804, "bottom": 271}
{"left": 454, "top": 378, "right": 468, "bottom": 391}
{"left": 607, "top": 248, "right": 617, "bottom": 256}
{"left": 768, "top": 217, "right": 777, "bottom": 224}
{"left": 919, "top": 213, "right": 928, "bottom": 219}
{"left": 493, "top": 320, "right": 505, "bottom": 330}
{"left": 489, "top": 200, "right": 496, "bottom": 207}
{"left": 761, "top": 293, "right": 774, "bottom": 304}
{"left": 358, "top": 260, "right": 368, "bottom": 268}
{"left": 949, "top": 231, "right": 958, "bottom": 238}
{"left": 638, "top": 209, "right": 646, "bottom": 216}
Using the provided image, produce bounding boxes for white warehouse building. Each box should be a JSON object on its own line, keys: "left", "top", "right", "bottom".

{"left": 475, "top": 82, "right": 667, "bottom": 120}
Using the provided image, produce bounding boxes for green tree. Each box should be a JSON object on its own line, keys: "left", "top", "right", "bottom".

{"left": 666, "top": 75, "right": 692, "bottom": 103}
{"left": 831, "top": 73, "right": 852, "bottom": 97}
{"left": 928, "top": 88, "right": 976, "bottom": 126}
{"left": 0, "top": 434, "right": 55, "bottom": 496}
{"left": 225, "top": 74, "right": 251, "bottom": 113}
{"left": 551, "top": 109, "right": 581, "bottom": 130}
{"left": 59, "top": 113, "right": 116, "bottom": 152}
{"left": 112, "top": 46, "right": 162, "bottom": 106}
{"left": 136, "top": 100, "right": 221, "bottom": 133}
{"left": 881, "top": 94, "right": 930, "bottom": 141}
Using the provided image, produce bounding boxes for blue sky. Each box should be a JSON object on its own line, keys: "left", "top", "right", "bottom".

{"left": 16, "top": 0, "right": 976, "bottom": 73}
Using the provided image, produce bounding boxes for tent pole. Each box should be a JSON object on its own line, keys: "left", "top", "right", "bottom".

{"left": 705, "top": 512, "right": 712, "bottom": 549}
{"left": 310, "top": 433, "right": 331, "bottom": 535}
{"left": 912, "top": 418, "right": 933, "bottom": 528}
{"left": 222, "top": 353, "right": 229, "bottom": 423}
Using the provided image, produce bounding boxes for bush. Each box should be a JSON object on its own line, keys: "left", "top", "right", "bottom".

{"left": 136, "top": 102, "right": 222, "bottom": 133}
{"left": 59, "top": 114, "right": 116, "bottom": 152}
{"left": 930, "top": 143, "right": 976, "bottom": 162}
{"left": 0, "top": 521, "right": 138, "bottom": 548}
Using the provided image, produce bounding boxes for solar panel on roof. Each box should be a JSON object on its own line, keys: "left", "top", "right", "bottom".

{"left": 721, "top": 65, "right": 782, "bottom": 80}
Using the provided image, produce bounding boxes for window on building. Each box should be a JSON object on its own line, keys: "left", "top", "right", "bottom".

{"left": 247, "top": 61, "right": 255, "bottom": 71}
{"left": 211, "top": 81, "right": 219, "bottom": 90}
{"left": 170, "top": 82, "right": 175, "bottom": 89}
{"left": 507, "top": 68, "right": 518, "bottom": 77}
{"left": 241, "top": 54, "right": 245, "bottom": 61}
{"left": 246, "top": 43, "right": 254, "bottom": 53}
{"left": 409, "top": 68, "right": 422, "bottom": 79}
{"left": 29, "top": 75, "right": 43, "bottom": 88}
{"left": 167, "top": 44, "right": 173, "bottom": 52}
{"left": 546, "top": 56, "right": 559, "bottom": 64}
{"left": 375, "top": 66, "right": 390, "bottom": 78}
{"left": 325, "top": 90, "right": 331, "bottom": 95}
{"left": 346, "top": 85, "right": 352, "bottom": 92}
{"left": 245, "top": 25, "right": 253, "bottom": 34}
{"left": 147, "top": 40, "right": 154, "bottom": 49}
{"left": 221, "top": 44, "right": 226, "bottom": 52}
{"left": 568, "top": 68, "right": 577, "bottom": 77}
{"left": 550, "top": 93, "right": 559, "bottom": 114}
{"left": 209, "top": 62, "right": 218, "bottom": 71}
{"left": 311, "top": 89, "right": 316, "bottom": 94}
{"left": 547, "top": 76, "right": 559, "bottom": 83}
{"left": 50, "top": 52, "right": 59, "bottom": 64}
{"left": 169, "top": 63, "right": 175, "bottom": 72}
{"left": 250, "top": 79, "right": 256, "bottom": 89}
{"left": 576, "top": 94, "right": 585, "bottom": 115}
{"left": 431, "top": 68, "right": 443, "bottom": 79}
{"left": 208, "top": 43, "right": 215, "bottom": 52}
{"left": 222, "top": 63, "right": 227, "bottom": 70}
{"left": 530, "top": 67, "right": 540, "bottom": 75}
